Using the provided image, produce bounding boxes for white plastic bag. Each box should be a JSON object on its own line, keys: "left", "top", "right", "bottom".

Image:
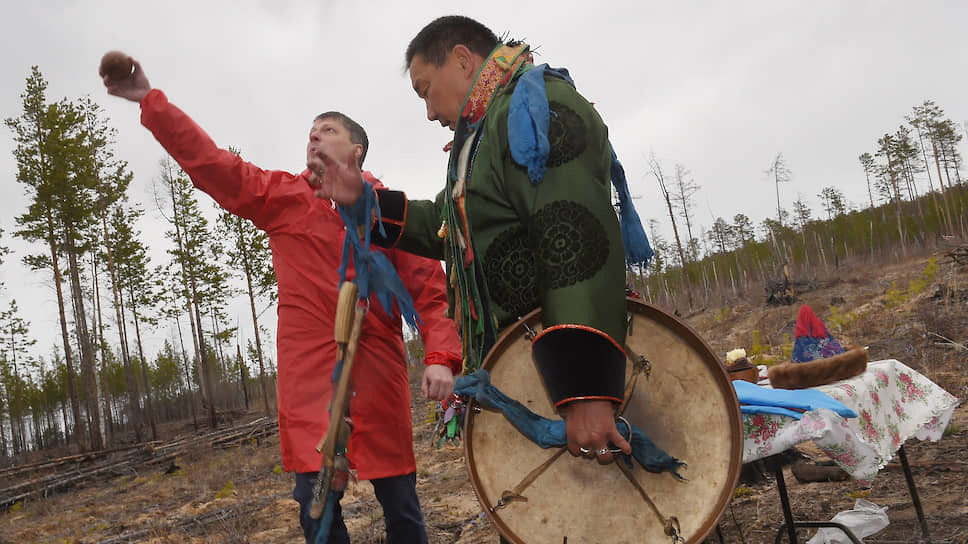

{"left": 805, "top": 499, "right": 889, "bottom": 544}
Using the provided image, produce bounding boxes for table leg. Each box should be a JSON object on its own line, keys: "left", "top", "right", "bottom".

{"left": 897, "top": 445, "right": 931, "bottom": 542}
{"left": 772, "top": 455, "right": 799, "bottom": 544}
{"left": 771, "top": 455, "right": 863, "bottom": 544}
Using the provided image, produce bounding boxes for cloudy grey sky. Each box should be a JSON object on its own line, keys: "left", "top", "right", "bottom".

{"left": 2, "top": 1, "right": 966, "bottom": 363}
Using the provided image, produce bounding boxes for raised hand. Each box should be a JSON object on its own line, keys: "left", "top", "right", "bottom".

{"left": 306, "top": 143, "right": 366, "bottom": 206}
{"left": 100, "top": 55, "right": 151, "bottom": 103}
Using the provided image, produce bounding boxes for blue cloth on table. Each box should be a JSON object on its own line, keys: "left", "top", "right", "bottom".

{"left": 454, "top": 369, "right": 684, "bottom": 478}
{"left": 740, "top": 405, "right": 806, "bottom": 419}
{"left": 733, "top": 380, "right": 857, "bottom": 419}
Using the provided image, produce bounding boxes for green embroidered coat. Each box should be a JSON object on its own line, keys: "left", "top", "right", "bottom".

{"left": 376, "top": 72, "right": 628, "bottom": 407}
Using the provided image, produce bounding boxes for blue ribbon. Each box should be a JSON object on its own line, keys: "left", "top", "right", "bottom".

{"left": 336, "top": 181, "right": 421, "bottom": 327}
{"left": 508, "top": 64, "right": 654, "bottom": 268}
{"left": 454, "top": 369, "right": 684, "bottom": 478}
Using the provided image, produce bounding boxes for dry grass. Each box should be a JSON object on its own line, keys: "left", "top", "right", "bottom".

{"left": 2, "top": 254, "right": 967, "bottom": 544}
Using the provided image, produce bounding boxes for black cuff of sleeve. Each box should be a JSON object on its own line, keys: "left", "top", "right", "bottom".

{"left": 373, "top": 189, "right": 407, "bottom": 248}
{"left": 532, "top": 326, "right": 626, "bottom": 408}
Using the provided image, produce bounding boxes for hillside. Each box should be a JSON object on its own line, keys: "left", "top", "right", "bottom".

{"left": 1, "top": 252, "right": 966, "bottom": 543}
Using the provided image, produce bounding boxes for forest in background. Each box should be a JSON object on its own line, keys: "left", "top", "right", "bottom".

{"left": 0, "top": 65, "right": 964, "bottom": 464}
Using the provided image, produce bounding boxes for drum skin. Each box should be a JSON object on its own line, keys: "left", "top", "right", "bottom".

{"left": 464, "top": 299, "right": 743, "bottom": 544}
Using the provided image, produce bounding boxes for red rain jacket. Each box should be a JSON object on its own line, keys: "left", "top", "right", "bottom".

{"left": 141, "top": 89, "right": 461, "bottom": 478}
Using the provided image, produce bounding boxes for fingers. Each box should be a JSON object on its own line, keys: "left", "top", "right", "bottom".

{"left": 564, "top": 400, "right": 630, "bottom": 463}
{"left": 421, "top": 367, "right": 455, "bottom": 401}
{"left": 608, "top": 426, "right": 633, "bottom": 455}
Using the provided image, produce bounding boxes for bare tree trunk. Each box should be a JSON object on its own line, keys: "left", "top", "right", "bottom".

{"left": 237, "top": 343, "right": 250, "bottom": 410}
{"left": 92, "top": 258, "right": 114, "bottom": 443}
{"left": 193, "top": 299, "right": 217, "bottom": 428}
{"left": 885, "top": 152, "right": 907, "bottom": 255}
{"left": 240, "top": 238, "right": 271, "bottom": 416}
{"left": 914, "top": 125, "right": 950, "bottom": 234}
{"left": 651, "top": 158, "right": 693, "bottom": 309}
{"left": 115, "top": 280, "right": 142, "bottom": 442}
{"left": 172, "top": 310, "right": 198, "bottom": 430}
{"left": 46, "top": 219, "right": 85, "bottom": 450}
{"left": 129, "top": 299, "right": 157, "bottom": 440}
{"left": 931, "top": 138, "right": 957, "bottom": 234}
{"left": 94, "top": 194, "right": 139, "bottom": 441}
{"left": 64, "top": 233, "right": 103, "bottom": 450}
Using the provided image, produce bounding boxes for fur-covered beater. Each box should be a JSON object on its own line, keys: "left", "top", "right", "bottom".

{"left": 768, "top": 347, "right": 869, "bottom": 389}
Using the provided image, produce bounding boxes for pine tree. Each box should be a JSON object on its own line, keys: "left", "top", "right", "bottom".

{"left": 6, "top": 67, "right": 87, "bottom": 448}
{"left": 0, "top": 301, "right": 36, "bottom": 453}
{"left": 876, "top": 132, "right": 907, "bottom": 253}
{"left": 214, "top": 156, "right": 276, "bottom": 416}
{"left": 78, "top": 96, "right": 142, "bottom": 444}
{"left": 109, "top": 204, "right": 159, "bottom": 439}
{"left": 155, "top": 158, "right": 218, "bottom": 428}
{"left": 0, "top": 227, "right": 9, "bottom": 288}
{"left": 911, "top": 101, "right": 958, "bottom": 234}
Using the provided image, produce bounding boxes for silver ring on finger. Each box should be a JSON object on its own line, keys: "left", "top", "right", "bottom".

{"left": 597, "top": 447, "right": 609, "bottom": 456}
{"left": 579, "top": 447, "right": 591, "bottom": 454}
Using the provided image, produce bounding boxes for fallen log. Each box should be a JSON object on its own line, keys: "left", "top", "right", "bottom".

{"left": 0, "top": 417, "right": 278, "bottom": 511}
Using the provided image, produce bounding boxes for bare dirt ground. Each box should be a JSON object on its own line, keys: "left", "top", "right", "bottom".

{"left": 2, "top": 252, "right": 966, "bottom": 543}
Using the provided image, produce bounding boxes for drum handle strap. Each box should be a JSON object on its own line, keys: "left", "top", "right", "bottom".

{"left": 616, "top": 460, "right": 685, "bottom": 543}
{"left": 491, "top": 447, "right": 569, "bottom": 511}
{"left": 618, "top": 344, "right": 651, "bottom": 416}
{"left": 619, "top": 341, "right": 685, "bottom": 544}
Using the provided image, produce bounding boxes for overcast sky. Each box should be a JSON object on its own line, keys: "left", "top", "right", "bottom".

{"left": 2, "top": 1, "right": 966, "bottom": 364}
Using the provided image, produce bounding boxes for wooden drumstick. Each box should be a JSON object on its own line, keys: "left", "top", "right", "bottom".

{"left": 310, "top": 281, "right": 366, "bottom": 519}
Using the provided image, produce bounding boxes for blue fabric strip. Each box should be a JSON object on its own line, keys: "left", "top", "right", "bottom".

{"left": 507, "top": 64, "right": 653, "bottom": 268}
{"left": 733, "top": 380, "right": 857, "bottom": 418}
{"left": 454, "top": 369, "right": 684, "bottom": 478}
{"left": 336, "top": 181, "right": 421, "bottom": 327}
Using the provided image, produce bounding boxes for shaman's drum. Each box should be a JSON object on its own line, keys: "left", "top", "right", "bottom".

{"left": 464, "top": 298, "right": 743, "bottom": 544}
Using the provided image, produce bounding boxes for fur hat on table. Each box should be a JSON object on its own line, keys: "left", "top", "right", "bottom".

{"left": 768, "top": 305, "right": 868, "bottom": 389}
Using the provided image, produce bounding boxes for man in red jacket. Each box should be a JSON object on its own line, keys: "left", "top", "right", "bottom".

{"left": 102, "top": 57, "right": 462, "bottom": 544}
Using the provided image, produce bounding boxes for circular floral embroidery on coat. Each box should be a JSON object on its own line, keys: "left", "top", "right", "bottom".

{"left": 484, "top": 226, "right": 538, "bottom": 316}
{"left": 530, "top": 201, "right": 609, "bottom": 290}
{"left": 509, "top": 100, "right": 587, "bottom": 176}
{"left": 546, "top": 101, "right": 586, "bottom": 168}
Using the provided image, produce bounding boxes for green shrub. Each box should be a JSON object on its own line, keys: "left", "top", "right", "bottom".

{"left": 733, "top": 486, "right": 754, "bottom": 499}
{"left": 216, "top": 481, "right": 235, "bottom": 499}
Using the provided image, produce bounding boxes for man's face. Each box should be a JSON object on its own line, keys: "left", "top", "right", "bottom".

{"left": 409, "top": 50, "right": 474, "bottom": 131}
{"left": 306, "top": 117, "right": 360, "bottom": 169}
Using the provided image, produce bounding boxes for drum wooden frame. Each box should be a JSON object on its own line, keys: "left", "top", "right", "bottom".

{"left": 464, "top": 298, "right": 743, "bottom": 543}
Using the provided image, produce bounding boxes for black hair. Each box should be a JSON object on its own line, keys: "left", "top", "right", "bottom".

{"left": 314, "top": 111, "right": 368, "bottom": 167}
{"left": 405, "top": 15, "right": 500, "bottom": 69}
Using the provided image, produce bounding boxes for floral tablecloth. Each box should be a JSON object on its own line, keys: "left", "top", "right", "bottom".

{"left": 742, "top": 359, "right": 960, "bottom": 482}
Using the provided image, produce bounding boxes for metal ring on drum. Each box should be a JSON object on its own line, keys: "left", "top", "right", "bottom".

{"left": 464, "top": 297, "right": 743, "bottom": 544}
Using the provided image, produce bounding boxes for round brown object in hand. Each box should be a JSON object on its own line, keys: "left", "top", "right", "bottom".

{"left": 100, "top": 51, "right": 132, "bottom": 81}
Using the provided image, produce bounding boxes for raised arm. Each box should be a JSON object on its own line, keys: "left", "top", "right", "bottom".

{"left": 102, "top": 54, "right": 290, "bottom": 230}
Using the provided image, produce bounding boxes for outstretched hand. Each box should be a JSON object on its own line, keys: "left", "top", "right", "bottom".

{"left": 563, "top": 399, "right": 631, "bottom": 464}
{"left": 306, "top": 145, "right": 366, "bottom": 206}
{"left": 100, "top": 56, "right": 151, "bottom": 103}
